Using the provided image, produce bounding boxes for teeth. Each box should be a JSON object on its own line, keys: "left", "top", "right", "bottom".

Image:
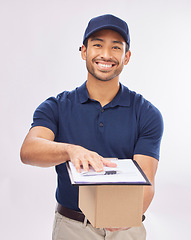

{"left": 98, "top": 63, "right": 112, "bottom": 68}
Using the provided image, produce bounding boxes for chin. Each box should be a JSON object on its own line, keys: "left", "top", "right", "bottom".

{"left": 91, "top": 72, "right": 118, "bottom": 82}
{"left": 97, "top": 78, "right": 114, "bottom": 82}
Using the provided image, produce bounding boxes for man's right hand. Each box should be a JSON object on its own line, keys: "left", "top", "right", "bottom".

{"left": 67, "top": 145, "right": 117, "bottom": 173}
{"left": 20, "top": 126, "right": 117, "bottom": 170}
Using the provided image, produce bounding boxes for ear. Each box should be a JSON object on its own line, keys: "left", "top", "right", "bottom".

{"left": 124, "top": 50, "right": 131, "bottom": 65}
{"left": 81, "top": 45, "right": 87, "bottom": 60}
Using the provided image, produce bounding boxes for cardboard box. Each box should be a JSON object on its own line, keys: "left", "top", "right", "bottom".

{"left": 79, "top": 185, "right": 143, "bottom": 228}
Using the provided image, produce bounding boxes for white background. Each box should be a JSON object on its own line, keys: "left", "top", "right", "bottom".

{"left": 0, "top": 0, "right": 191, "bottom": 239}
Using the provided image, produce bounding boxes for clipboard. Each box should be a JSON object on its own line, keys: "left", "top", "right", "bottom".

{"left": 66, "top": 159, "right": 151, "bottom": 186}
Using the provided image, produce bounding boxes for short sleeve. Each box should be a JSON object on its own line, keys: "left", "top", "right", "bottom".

{"left": 31, "top": 97, "right": 59, "bottom": 136}
{"left": 134, "top": 99, "right": 164, "bottom": 160}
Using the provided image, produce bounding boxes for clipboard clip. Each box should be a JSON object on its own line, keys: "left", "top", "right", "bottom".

{"left": 82, "top": 170, "right": 120, "bottom": 177}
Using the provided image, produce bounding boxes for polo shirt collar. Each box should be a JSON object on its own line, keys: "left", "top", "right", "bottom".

{"left": 77, "top": 81, "right": 131, "bottom": 107}
{"left": 110, "top": 83, "right": 130, "bottom": 107}
{"left": 78, "top": 81, "right": 90, "bottom": 103}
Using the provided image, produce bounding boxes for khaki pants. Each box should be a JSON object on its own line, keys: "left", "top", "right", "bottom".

{"left": 52, "top": 212, "right": 146, "bottom": 240}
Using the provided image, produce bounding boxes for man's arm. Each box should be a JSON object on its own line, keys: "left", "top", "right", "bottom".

{"left": 133, "top": 154, "right": 158, "bottom": 213}
{"left": 20, "top": 126, "right": 116, "bottom": 171}
{"left": 106, "top": 154, "right": 158, "bottom": 232}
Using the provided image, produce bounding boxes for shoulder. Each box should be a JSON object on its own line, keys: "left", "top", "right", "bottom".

{"left": 56, "top": 89, "right": 75, "bottom": 101}
{"left": 127, "top": 87, "right": 163, "bottom": 121}
{"left": 56, "top": 85, "right": 83, "bottom": 104}
{"left": 33, "top": 88, "right": 75, "bottom": 115}
{"left": 39, "top": 87, "right": 78, "bottom": 107}
{"left": 120, "top": 83, "right": 149, "bottom": 109}
{"left": 121, "top": 84, "right": 163, "bottom": 134}
{"left": 133, "top": 93, "right": 163, "bottom": 138}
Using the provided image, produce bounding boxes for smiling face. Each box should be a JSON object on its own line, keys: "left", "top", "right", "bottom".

{"left": 81, "top": 29, "right": 131, "bottom": 82}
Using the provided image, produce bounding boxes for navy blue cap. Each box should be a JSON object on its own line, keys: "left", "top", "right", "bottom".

{"left": 82, "top": 14, "right": 130, "bottom": 48}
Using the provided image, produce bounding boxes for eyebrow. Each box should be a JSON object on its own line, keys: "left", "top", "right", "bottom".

{"left": 90, "top": 38, "right": 123, "bottom": 45}
{"left": 112, "top": 40, "right": 123, "bottom": 45}
{"left": 90, "top": 38, "right": 104, "bottom": 42}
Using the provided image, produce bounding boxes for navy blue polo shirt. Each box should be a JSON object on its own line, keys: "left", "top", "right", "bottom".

{"left": 31, "top": 81, "right": 163, "bottom": 211}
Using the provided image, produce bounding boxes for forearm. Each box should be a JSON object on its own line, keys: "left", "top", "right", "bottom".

{"left": 20, "top": 127, "right": 116, "bottom": 170}
{"left": 107, "top": 184, "right": 155, "bottom": 232}
{"left": 143, "top": 184, "right": 155, "bottom": 214}
{"left": 20, "top": 137, "right": 72, "bottom": 167}
{"left": 133, "top": 154, "right": 158, "bottom": 214}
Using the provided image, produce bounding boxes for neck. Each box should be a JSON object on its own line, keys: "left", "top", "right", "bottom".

{"left": 86, "top": 75, "right": 120, "bottom": 107}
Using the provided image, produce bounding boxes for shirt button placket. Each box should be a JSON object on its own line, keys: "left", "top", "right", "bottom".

{"left": 99, "top": 122, "right": 104, "bottom": 127}
{"left": 99, "top": 108, "right": 104, "bottom": 131}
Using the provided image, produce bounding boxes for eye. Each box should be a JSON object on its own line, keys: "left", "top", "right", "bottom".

{"left": 93, "top": 44, "right": 102, "bottom": 48}
{"left": 113, "top": 46, "right": 121, "bottom": 50}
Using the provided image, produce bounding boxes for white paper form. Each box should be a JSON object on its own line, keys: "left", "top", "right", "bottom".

{"left": 67, "top": 159, "right": 151, "bottom": 185}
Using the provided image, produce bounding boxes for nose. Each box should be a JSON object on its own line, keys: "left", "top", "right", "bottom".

{"left": 100, "top": 47, "right": 112, "bottom": 60}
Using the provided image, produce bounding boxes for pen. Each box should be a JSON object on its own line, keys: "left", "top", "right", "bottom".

{"left": 82, "top": 170, "right": 119, "bottom": 176}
